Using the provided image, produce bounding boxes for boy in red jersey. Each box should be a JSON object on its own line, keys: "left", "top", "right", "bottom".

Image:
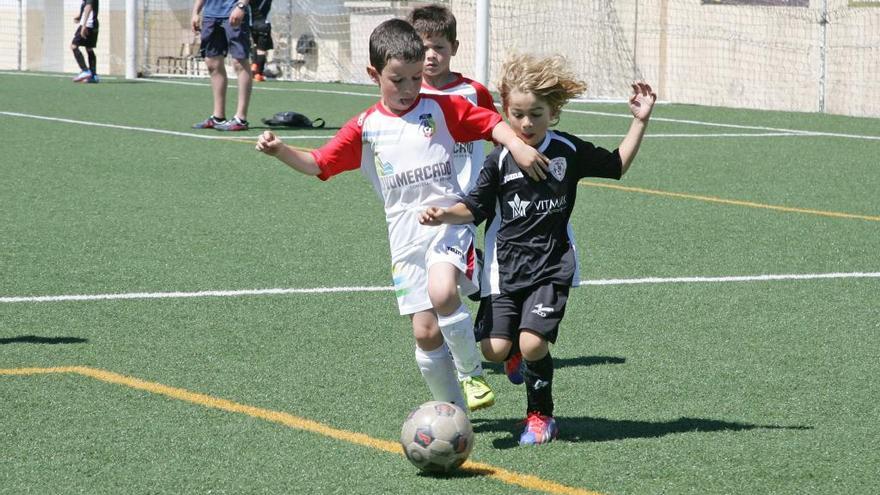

{"left": 408, "top": 4, "right": 508, "bottom": 192}
{"left": 256, "top": 19, "right": 549, "bottom": 412}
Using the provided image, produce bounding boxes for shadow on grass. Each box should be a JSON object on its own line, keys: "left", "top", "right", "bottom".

{"left": 0, "top": 335, "right": 88, "bottom": 345}
{"left": 484, "top": 355, "right": 625, "bottom": 376}
{"left": 473, "top": 416, "right": 812, "bottom": 449}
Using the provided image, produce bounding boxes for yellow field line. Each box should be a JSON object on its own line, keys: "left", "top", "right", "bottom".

{"left": 1, "top": 366, "right": 603, "bottom": 495}
{"left": 579, "top": 181, "right": 880, "bottom": 222}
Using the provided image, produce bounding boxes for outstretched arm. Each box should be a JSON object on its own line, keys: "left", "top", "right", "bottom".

{"left": 256, "top": 131, "right": 322, "bottom": 176}
{"left": 419, "top": 204, "right": 475, "bottom": 226}
{"left": 618, "top": 81, "right": 657, "bottom": 176}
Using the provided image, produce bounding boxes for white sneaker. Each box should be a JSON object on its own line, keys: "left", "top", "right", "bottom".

{"left": 73, "top": 70, "right": 92, "bottom": 82}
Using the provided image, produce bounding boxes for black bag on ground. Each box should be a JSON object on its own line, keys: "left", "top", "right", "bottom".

{"left": 261, "top": 111, "right": 325, "bottom": 128}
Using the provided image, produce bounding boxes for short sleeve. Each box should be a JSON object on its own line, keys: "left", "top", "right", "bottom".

{"left": 574, "top": 139, "right": 623, "bottom": 180}
{"left": 432, "top": 94, "right": 502, "bottom": 144}
{"left": 311, "top": 114, "right": 364, "bottom": 181}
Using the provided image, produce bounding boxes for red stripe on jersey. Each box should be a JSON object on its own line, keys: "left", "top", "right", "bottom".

{"left": 466, "top": 241, "right": 476, "bottom": 280}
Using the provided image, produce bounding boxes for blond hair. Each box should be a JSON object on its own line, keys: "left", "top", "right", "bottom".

{"left": 497, "top": 54, "right": 586, "bottom": 125}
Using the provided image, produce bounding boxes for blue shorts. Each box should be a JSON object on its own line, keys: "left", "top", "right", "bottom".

{"left": 200, "top": 17, "right": 251, "bottom": 60}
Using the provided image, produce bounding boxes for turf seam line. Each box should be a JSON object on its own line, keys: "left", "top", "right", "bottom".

{"left": 579, "top": 181, "right": 880, "bottom": 222}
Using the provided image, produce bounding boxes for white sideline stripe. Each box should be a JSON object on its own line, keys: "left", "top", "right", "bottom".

{"left": 0, "top": 111, "right": 806, "bottom": 142}
{"left": 3, "top": 71, "right": 879, "bottom": 141}
{"left": 2, "top": 272, "right": 877, "bottom": 304}
{"left": 566, "top": 108, "right": 880, "bottom": 141}
{"left": 0, "top": 111, "right": 241, "bottom": 140}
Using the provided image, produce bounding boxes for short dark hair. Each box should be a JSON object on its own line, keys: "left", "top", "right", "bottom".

{"left": 408, "top": 4, "right": 457, "bottom": 42}
{"left": 369, "top": 19, "right": 426, "bottom": 74}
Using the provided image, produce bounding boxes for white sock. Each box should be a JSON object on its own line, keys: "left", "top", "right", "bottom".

{"left": 437, "top": 304, "right": 483, "bottom": 381}
{"left": 414, "top": 343, "right": 466, "bottom": 408}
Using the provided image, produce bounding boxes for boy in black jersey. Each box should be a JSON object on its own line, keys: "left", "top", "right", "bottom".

{"left": 249, "top": 0, "right": 273, "bottom": 81}
{"left": 420, "top": 53, "right": 656, "bottom": 445}
{"left": 71, "top": 0, "right": 100, "bottom": 83}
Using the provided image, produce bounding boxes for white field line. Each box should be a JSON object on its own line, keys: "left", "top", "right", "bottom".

{"left": 565, "top": 108, "right": 880, "bottom": 141}
{"left": 3, "top": 71, "right": 879, "bottom": 140}
{"left": 0, "top": 111, "right": 809, "bottom": 141}
{"left": 2, "top": 271, "right": 877, "bottom": 304}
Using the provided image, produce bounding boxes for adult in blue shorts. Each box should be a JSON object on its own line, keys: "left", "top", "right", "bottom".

{"left": 191, "top": 0, "right": 253, "bottom": 131}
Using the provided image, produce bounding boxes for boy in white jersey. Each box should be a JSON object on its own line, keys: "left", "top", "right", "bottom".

{"left": 256, "top": 19, "right": 549, "bottom": 412}
{"left": 408, "top": 4, "right": 504, "bottom": 192}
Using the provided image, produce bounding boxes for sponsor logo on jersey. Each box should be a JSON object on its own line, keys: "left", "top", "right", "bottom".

{"left": 503, "top": 171, "right": 524, "bottom": 184}
{"left": 378, "top": 160, "right": 452, "bottom": 190}
{"left": 418, "top": 113, "right": 436, "bottom": 137}
{"left": 533, "top": 196, "right": 568, "bottom": 214}
{"left": 531, "top": 303, "right": 555, "bottom": 317}
{"left": 549, "top": 157, "right": 567, "bottom": 181}
{"left": 374, "top": 154, "right": 394, "bottom": 176}
{"left": 445, "top": 245, "right": 464, "bottom": 258}
{"left": 453, "top": 142, "right": 474, "bottom": 156}
{"left": 507, "top": 194, "right": 531, "bottom": 219}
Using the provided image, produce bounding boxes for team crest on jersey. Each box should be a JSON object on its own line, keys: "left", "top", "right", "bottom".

{"left": 418, "top": 113, "right": 436, "bottom": 137}
{"left": 549, "top": 157, "right": 567, "bottom": 181}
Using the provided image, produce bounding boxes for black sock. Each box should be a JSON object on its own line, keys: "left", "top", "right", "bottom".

{"left": 72, "top": 49, "right": 87, "bottom": 71}
{"left": 87, "top": 50, "right": 97, "bottom": 74}
{"left": 523, "top": 352, "right": 554, "bottom": 417}
{"left": 255, "top": 54, "right": 267, "bottom": 74}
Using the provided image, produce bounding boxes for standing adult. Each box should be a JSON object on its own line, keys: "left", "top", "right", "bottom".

{"left": 191, "top": 0, "right": 253, "bottom": 131}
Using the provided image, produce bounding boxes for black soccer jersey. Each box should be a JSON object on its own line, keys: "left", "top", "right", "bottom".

{"left": 251, "top": 0, "right": 271, "bottom": 20}
{"left": 463, "top": 130, "right": 622, "bottom": 294}
{"left": 78, "top": 0, "right": 99, "bottom": 29}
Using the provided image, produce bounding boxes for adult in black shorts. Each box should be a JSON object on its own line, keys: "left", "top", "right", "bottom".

{"left": 191, "top": 0, "right": 253, "bottom": 131}
{"left": 71, "top": 0, "right": 99, "bottom": 83}
{"left": 250, "top": 0, "right": 273, "bottom": 81}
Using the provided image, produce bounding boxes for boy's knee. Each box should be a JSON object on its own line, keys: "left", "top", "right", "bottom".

{"left": 480, "top": 340, "right": 510, "bottom": 362}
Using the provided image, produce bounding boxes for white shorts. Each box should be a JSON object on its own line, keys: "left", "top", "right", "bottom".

{"left": 390, "top": 223, "right": 479, "bottom": 315}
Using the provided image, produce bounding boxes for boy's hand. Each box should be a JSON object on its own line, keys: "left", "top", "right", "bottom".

{"left": 80, "top": 26, "right": 90, "bottom": 37}
{"left": 629, "top": 81, "right": 657, "bottom": 122}
{"left": 191, "top": 13, "right": 201, "bottom": 33}
{"left": 73, "top": 15, "right": 81, "bottom": 23}
{"left": 508, "top": 141, "right": 549, "bottom": 181}
{"left": 256, "top": 131, "right": 284, "bottom": 156}
{"left": 419, "top": 207, "right": 444, "bottom": 226}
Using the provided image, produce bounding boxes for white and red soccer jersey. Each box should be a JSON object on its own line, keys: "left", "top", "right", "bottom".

{"left": 420, "top": 74, "right": 497, "bottom": 192}
{"left": 311, "top": 93, "right": 502, "bottom": 257}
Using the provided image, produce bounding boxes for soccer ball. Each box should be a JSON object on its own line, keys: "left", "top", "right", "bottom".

{"left": 400, "top": 401, "right": 474, "bottom": 473}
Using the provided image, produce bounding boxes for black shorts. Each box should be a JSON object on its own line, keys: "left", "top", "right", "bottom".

{"left": 72, "top": 27, "right": 99, "bottom": 48}
{"left": 200, "top": 17, "right": 251, "bottom": 60}
{"left": 251, "top": 19, "right": 274, "bottom": 51}
{"left": 474, "top": 283, "right": 570, "bottom": 344}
